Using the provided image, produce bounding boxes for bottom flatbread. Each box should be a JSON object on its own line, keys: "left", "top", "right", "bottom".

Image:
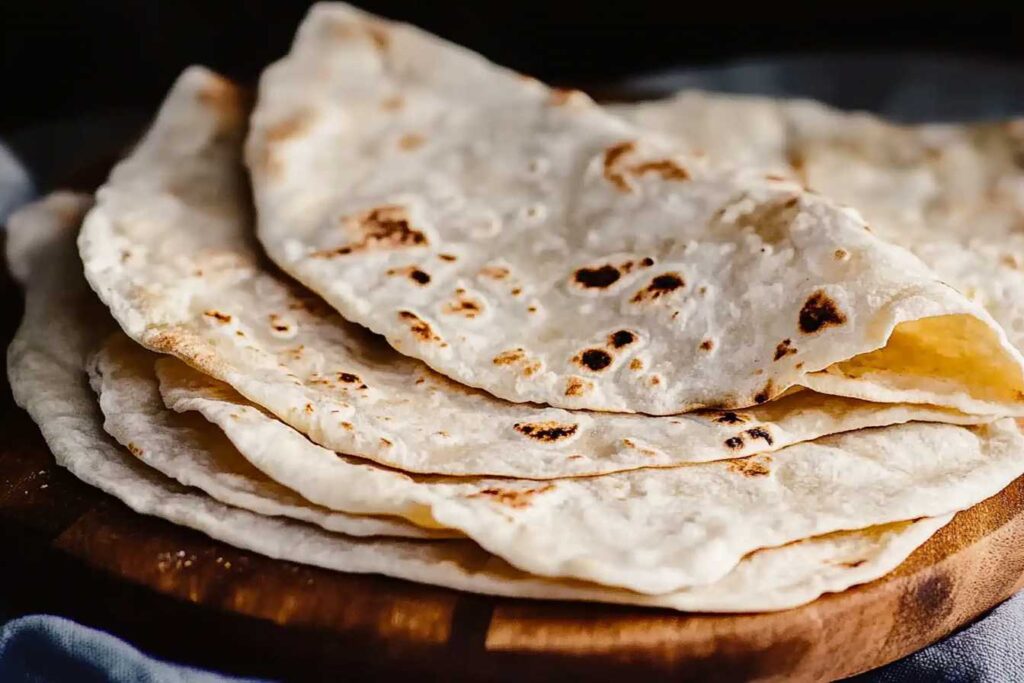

{"left": 2, "top": 192, "right": 965, "bottom": 611}
{"left": 88, "top": 333, "right": 450, "bottom": 540}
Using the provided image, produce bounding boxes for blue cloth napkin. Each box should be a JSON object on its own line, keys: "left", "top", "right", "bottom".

{"left": 4, "top": 54, "right": 1024, "bottom": 681}
{"left": 0, "top": 616, "right": 263, "bottom": 683}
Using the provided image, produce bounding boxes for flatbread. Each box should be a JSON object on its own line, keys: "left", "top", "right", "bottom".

{"left": 247, "top": 3, "right": 1024, "bottom": 416}
{"left": 79, "top": 67, "right": 997, "bottom": 479}
{"left": 88, "top": 333, "right": 448, "bottom": 539}
{"left": 155, "top": 354, "right": 1024, "bottom": 594}
{"left": 616, "top": 92, "right": 1024, "bottom": 352}
{"left": 4, "top": 193, "right": 956, "bottom": 611}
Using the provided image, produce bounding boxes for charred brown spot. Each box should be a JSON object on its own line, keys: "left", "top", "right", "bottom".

{"left": 631, "top": 272, "right": 685, "bottom": 303}
{"left": 438, "top": 253, "right": 457, "bottom": 262}
{"left": 398, "top": 133, "right": 425, "bottom": 150}
{"left": 609, "top": 330, "right": 636, "bottom": 348}
{"left": 479, "top": 265, "right": 510, "bottom": 280}
{"left": 841, "top": 559, "right": 867, "bottom": 568}
{"left": 398, "top": 311, "right": 443, "bottom": 344}
{"left": 204, "top": 310, "right": 232, "bottom": 324}
{"left": 573, "top": 264, "right": 620, "bottom": 289}
{"left": 513, "top": 421, "right": 579, "bottom": 442}
{"left": 632, "top": 159, "right": 690, "bottom": 182}
{"left": 603, "top": 141, "right": 637, "bottom": 192}
{"left": 379, "top": 437, "right": 392, "bottom": 447}
{"left": 469, "top": 484, "right": 555, "bottom": 509}
{"left": 493, "top": 348, "right": 525, "bottom": 365}
{"left": 745, "top": 427, "right": 774, "bottom": 445}
{"left": 640, "top": 257, "right": 654, "bottom": 267}
{"left": 338, "top": 372, "right": 361, "bottom": 384}
{"left": 314, "top": 205, "right": 427, "bottom": 258}
{"left": 700, "top": 339, "right": 715, "bottom": 352}
{"left": 834, "top": 248, "right": 850, "bottom": 261}
{"left": 527, "top": 305, "right": 538, "bottom": 313}
{"left": 127, "top": 442, "right": 144, "bottom": 458}
{"left": 621, "top": 438, "right": 658, "bottom": 457}
{"left": 268, "top": 313, "right": 293, "bottom": 333}
{"left": 510, "top": 287, "right": 523, "bottom": 296}
{"left": 303, "top": 403, "right": 315, "bottom": 415}
{"left": 575, "top": 348, "right": 612, "bottom": 372}
{"left": 719, "top": 194, "right": 802, "bottom": 244}
{"left": 715, "top": 412, "right": 746, "bottom": 424}
{"left": 444, "top": 293, "right": 484, "bottom": 318}
{"left": 799, "top": 291, "right": 847, "bottom": 334}
{"left": 649, "top": 375, "right": 662, "bottom": 386}
{"left": 564, "top": 376, "right": 591, "bottom": 396}
{"left": 603, "top": 142, "right": 690, "bottom": 191}
{"left": 724, "top": 436, "right": 744, "bottom": 449}
{"left": 727, "top": 456, "right": 772, "bottom": 477}
{"left": 754, "top": 381, "right": 774, "bottom": 404}
{"left": 774, "top": 339, "right": 797, "bottom": 361}
{"left": 410, "top": 269, "right": 431, "bottom": 285}
{"left": 629, "top": 358, "right": 644, "bottom": 371}
{"left": 651, "top": 273, "right": 684, "bottom": 292}
{"left": 340, "top": 421, "right": 354, "bottom": 431}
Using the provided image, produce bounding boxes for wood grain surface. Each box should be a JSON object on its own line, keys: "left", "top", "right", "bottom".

{"left": 2, "top": 159, "right": 1024, "bottom": 683}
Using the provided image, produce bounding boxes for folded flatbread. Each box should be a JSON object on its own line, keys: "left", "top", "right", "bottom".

{"left": 246, "top": 3, "right": 1024, "bottom": 416}
{"left": 78, "top": 67, "right": 1001, "bottom": 478}
{"left": 616, "top": 91, "right": 1024, "bottom": 354}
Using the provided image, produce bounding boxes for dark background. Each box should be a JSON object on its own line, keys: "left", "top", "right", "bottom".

{"left": 3, "top": 1, "right": 1024, "bottom": 133}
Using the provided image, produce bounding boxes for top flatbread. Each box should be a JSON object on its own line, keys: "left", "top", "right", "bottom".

{"left": 78, "top": 67, "right": 992, "bottom": 478}
{"left": 616, "top": 91, "right": 1024, "bottom": 354}
{"left": 247, "top": 3, "right": 1024, "bottom": 415}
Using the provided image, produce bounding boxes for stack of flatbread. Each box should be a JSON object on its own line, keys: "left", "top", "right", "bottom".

{"left": 8, "top": 3, "right": 1024, "bottom": 612}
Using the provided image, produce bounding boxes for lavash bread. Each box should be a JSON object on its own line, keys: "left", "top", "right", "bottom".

{"left": 616, "top": 91, "right": 1024, "bottom": 354}
{"left": 78, "top": 67, "right": 988, "bottom": 480}
{"left": 247, "top": 3, "right": 1024, "bottom": 416}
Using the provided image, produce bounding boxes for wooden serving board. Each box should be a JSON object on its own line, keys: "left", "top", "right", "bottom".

{"left": 2, "top": 154, "right": 1024, "bottom": 683}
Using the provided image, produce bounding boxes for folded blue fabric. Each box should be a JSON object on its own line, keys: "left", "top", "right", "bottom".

{"left": 0, "top": 615, "right": 265, "bottom": 682}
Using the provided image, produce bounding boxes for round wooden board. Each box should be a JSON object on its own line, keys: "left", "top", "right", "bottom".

{"left": 3, "top": 156, "right": 1024, "bottom": 683}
